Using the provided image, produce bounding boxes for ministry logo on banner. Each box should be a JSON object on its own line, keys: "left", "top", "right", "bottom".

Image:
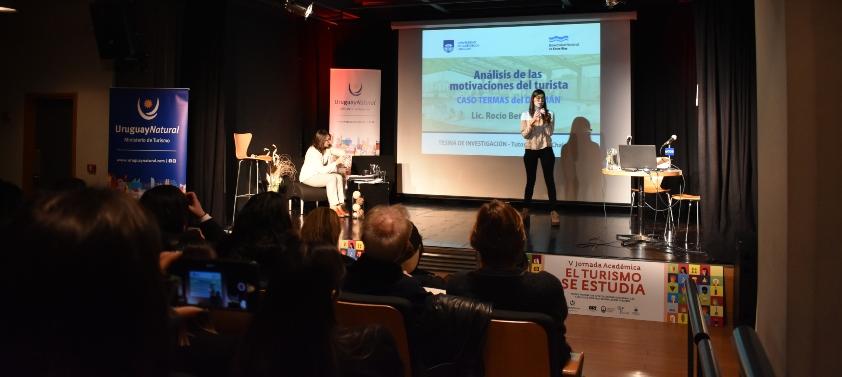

{"left": 108, "top": 88, "right": 189, "bottom": 197}
{"left": 329, "top": 69, "right": 381, "bottom": 156}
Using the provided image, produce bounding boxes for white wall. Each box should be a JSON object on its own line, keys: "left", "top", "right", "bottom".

{"left": 0, "top": 0, "right": 113, "bottom": 188}
{"left": 755, "top": 0, "right": 842, "bottom": 375}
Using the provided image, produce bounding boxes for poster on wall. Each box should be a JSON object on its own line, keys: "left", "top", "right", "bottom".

{"left": 530, "top": 254, "right": 666, "bottom": 322}
{"left": 329, "top": 68, "right": 381, "bottom": 156}
{"left": 108, "top": 88, "right": 189, "bottom": 197}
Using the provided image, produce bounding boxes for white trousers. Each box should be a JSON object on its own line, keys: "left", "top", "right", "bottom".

{"left": 302, "top": 173, "right": 345, "bottom": 207}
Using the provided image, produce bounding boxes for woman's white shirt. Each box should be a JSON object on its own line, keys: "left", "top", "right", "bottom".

{"left": 299, "top": 146, "right": 338, "bottom": 182}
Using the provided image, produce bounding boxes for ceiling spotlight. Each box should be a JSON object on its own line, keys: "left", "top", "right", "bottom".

{"left": 605, "top": 0, "right": 626, "bottom": 8}
{"left": 285, "top": 0, "right": 313, "bottom": 20}
{"left": 0, "top": 0, "right": 18, "bottom": 13}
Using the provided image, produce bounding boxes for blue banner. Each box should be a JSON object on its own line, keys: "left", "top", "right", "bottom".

{"left": 108, "top": 88, "right": 189, "bottom": 196}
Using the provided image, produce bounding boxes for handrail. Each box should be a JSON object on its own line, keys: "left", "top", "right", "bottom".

{"left": 732, "top": 326, "right": 776, "bottom": 377}
{"left": 685, "top": 279, "right": 722, "bottom": 377}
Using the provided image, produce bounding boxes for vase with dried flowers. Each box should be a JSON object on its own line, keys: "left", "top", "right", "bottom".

{"left": 263, "top": 144, "right": 296, "bottom": 193}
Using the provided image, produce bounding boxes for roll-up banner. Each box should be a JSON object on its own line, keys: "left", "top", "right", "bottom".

{"left": 329, "top": 68, "right": 381, "bottom": 156}
{"left": 108, "top": 88, "right": 189, "bottom": 197}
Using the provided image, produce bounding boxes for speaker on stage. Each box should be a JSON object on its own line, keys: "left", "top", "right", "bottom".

{"left": 89, "top": 0, "right": 143, "bottom": 60}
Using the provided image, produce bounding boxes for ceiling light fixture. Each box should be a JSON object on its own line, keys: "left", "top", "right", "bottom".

{"left": 0, "top": 0, "right": 18, "bottom": 13}
{"left": 605, "top": 0, "right": 626, "bottom": 8}
{"left": 285, "top": 0, "right": 313, "bottom": 20}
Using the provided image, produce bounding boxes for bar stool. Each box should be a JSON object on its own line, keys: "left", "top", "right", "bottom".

{"left": 232, "top": 133, "right": 272, "bottom": 225}
{"left": 671, "top": 193, "right": 701, "bottom": 246}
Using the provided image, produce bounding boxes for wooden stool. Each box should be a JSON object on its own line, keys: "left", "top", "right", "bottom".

{"left": 232, "top": 133, "right": 272, "bottom": 225}
{"left": 671, "top": 193, "right": 701, "bottom": 245}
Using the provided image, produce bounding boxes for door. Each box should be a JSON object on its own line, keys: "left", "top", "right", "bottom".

{"left": 23, "top": 94, "right": 76, "bottom": 193}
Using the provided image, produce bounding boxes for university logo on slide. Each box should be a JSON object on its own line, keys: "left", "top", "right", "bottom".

{"left": 442, "top": 39, "right": 454, "bottom": 53}
{"left": 136, "top": 97, "right": 160, "bottom": 120}
{"left": 549, "top": 35, "right": 569, "bottom": 43}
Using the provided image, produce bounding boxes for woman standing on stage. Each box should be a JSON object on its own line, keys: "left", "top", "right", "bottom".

{"left": 300, "top": 129, "right": 348, "bottom": 217}
{"left": 520, "top": 89, "right": 560, "bottom": 226}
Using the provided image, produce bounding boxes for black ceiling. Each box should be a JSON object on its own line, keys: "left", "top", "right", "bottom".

{"left": 305, "top": 0, "right": 685, "bottom": 24}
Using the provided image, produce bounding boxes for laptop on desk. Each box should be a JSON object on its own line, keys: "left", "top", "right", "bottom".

{"left": 618, "top": 145, "right": 657, "bottom": 171}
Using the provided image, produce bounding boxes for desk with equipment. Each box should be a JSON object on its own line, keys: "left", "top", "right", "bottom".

{"left": 603, "top": 144, "right": 682, "bottom": 246}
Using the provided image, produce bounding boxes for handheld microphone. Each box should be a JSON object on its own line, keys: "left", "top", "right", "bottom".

{"left": 660, "top": 134, "right": 677, "bottom": 148}
{"left": 626, "top": 135, "right": 632, "bottom": 145}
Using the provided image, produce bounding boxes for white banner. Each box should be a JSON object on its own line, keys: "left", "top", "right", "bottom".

{"left": 529, "top": 254, "right": 666, "bottom": 322}
{"left": 329, "top": 68, "right": 381, "bottom": 156}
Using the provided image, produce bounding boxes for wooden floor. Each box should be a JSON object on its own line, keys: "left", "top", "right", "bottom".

{"left": 566, "top": 314, "right": 739, "bottom": 376}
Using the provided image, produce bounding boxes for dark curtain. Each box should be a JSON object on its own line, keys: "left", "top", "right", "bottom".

{"left": 632, "top": 4, "right": 698, "bottom": 194}
{"left": 694, "top": 0, "right": 758, "bottom": 265}
{"left": 180, "top": 0, "right": 230, "bottom": 223}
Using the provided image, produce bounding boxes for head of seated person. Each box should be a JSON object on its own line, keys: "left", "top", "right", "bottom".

{"left": 4, "top": 187, "right": 169, "bottom": 376}
{"left": 224, "top": 191, "right": 297, "bottom": 263}
{"left": 399, "top": 222, "right": 423, "bottom": 274}
{"left": 400, "top": 222, "right": 447, "bottom": 289}
{"left": 301, "top": 206, "right": 341, "bottom": 247}
{"left": 236, "top": 241, "right": 346, "bottom": 376}
{"left": 471, "top": 199, "right": 527, "bottom": 270}
{"left": 360, "top": 204, "right": 415, "bottom": 265}
{"left": 140, "top": 184, "right": 190, "bottom": 250}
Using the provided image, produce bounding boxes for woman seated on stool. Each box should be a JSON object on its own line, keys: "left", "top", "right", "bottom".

{"left": 300, "top": 129, "right": 349, "bottom": 217}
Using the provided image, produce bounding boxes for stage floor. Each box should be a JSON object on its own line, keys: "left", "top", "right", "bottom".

{"left": 337, "top": 200, "right": 712, "bottom": 264}
{"left": 406, "top": 202, "right": 709, "bottom": 263}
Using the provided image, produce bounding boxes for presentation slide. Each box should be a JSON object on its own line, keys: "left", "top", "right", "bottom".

{"left": 396, "top": 16, "right": 632, "bottom": 202}
{"left": 421, "top": 23, "right": 600, "bottom": 156}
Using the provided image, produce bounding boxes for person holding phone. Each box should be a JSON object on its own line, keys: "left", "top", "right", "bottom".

{"left": 520, "top": 89, "right": 560, "bottom": 226}
{"left": 300, "top": 129, "right": 349, "bottom": 217}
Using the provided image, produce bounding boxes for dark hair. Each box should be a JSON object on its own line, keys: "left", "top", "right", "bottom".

{"left": 140, "top": 184, "right": 190, "bottom": 249}
{"left": 0, "top": 179, "right": 23, "bottom": 229}
{"left": 301, "top": 206, "right": 342, "bottom": 247}
{"left": 361, "top": 205, "right": 412, "bottom": 263}
{"left": 226, "top": 192, "right": 296, "bottom": 265}
{"left": 528, "top": 89, "right": 551, "bottom": 123}
{"left": 236, "top": 241, "right": 346, "bottom": 377}
{"left": 312, "top": 129, "right": 332, "bottom": 154}
{"left": 3, "top": 188, "right": 169, "bottom": 376}
{"left": 470, "top": 200, "right": 526, "bottom": 268}
{"left": 397, "top": 222, "right": 423, "bottom": 267}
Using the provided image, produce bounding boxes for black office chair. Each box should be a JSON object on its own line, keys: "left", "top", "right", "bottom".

{"left": 287, "top": 180, "right": 329, "bottom": 215}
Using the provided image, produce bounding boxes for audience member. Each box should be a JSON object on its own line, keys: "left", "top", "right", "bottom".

{"left": 236, "top": 242, "right": 402, "bottom": 377}
{"left": 2, "top": 188, "right": 170, "bottom": 377}
{"left": 140, "top": 184, "right": 225, "bottom": 250}
{"left": 218, "top": 191, "right": 299, "bottom": 271}
{"left": 400, "top": 222, "right": 446, "bottom": 289}
{"left": 446, "top": 199, "right": 572, "bottom": 364}
{"left": 343, "top": 205, "right": 431, "bottom": 314}
{"left": 301, "top": 206, "right": 342, "bottom": 246}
